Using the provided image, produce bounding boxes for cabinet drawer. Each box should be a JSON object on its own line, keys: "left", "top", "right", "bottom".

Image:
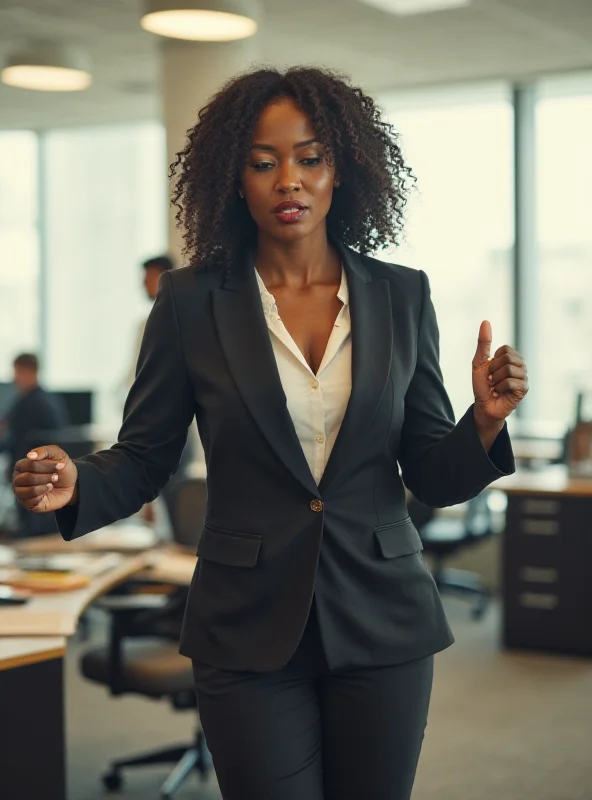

{"left": 503, "top": 598, "right": 592, "bottom": 655}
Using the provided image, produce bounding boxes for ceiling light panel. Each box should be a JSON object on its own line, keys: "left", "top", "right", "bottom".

{"left": 141, "top": 1, "right": 259, "bottom": 41}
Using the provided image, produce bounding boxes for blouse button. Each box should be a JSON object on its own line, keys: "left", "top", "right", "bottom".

{"left": 316, "top": 434, "right": 325, "bottom": 444}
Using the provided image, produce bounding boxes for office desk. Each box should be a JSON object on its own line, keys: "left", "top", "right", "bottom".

{"left": 495, "top": 465, "right": 592, "bottom": 497}
{"left": 15, "top": 522, "right": 158, "bottom": 556}
{"left": 0, "top": 536, "right": 195, "bottom": 800}
{"left": 0, "top": 554, "right": 150, "bottom": 799}
{"left": 495, "top": 466, "right": 592, "bottom": 656}
{"left": 509, "top": 438, "right": 562, "bottom": 465}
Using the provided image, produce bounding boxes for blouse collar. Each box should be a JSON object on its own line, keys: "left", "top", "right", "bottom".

{"left": 255, "top": 266, "right": 348, "bottom": 327}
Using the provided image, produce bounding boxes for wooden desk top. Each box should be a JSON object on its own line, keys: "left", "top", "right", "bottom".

{"left": 0, "top": 525, "right": 197, "bottom": 673}
{"left": 16, "top": 522, "right": 158, "bottom": 555}
{"left": 495, "top": 465, "right": 592, "bottom": 497}
{"left": 140, "top": 548, "right": 197, "bottom": 586}
{"left": 0, "top": 553, "right": 150, "bottom": 671}
{"left": 0, "top": 637, "right": 66, "bottom": 672}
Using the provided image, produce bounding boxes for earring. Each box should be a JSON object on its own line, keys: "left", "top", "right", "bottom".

{"left": 334, "top": 180, "right": 340, "bottom": 188}
{"left": 238, "top": 189, "right": 245, "bottom": 199}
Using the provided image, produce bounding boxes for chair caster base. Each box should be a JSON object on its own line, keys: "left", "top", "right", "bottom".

{"left": 102, "top": 769, "right": 123, "bottom": 792}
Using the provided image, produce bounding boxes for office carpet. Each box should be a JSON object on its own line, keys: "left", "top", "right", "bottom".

{"left": 66, "top": 599, "right": 592, "bottom": 800}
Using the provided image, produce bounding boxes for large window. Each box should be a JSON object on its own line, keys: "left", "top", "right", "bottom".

{"left": 379, "top": 86, "right": 514, "bottom": 419}
{"left": 0, "top": 132, "right": 39, "bottom": 380}
{"left": 42, "top": 123, "right": 167, "bottom": 425}
{"left": 1, "top": 75, "right": 590, "bottom": 433}
{"left": 535, "top": 79, "right": 592, "bottom": 426}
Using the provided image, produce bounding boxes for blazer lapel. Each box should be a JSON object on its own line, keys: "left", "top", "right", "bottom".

{"left": 213, "top": 254, "right": 319, "bottom": 498}
{"left": 320, "top": 244, "right": 393, "bottom": 491}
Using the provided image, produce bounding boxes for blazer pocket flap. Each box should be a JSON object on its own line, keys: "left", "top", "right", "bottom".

{"left": 198, "top": 526, "right": 262, "bottom": 568}
{"left": 374, "top": 518, "right": 423, "bottom": 559}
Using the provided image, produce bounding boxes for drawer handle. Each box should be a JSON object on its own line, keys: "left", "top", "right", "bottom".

{"left": 519, "top": 566, "right": 558, "bottom": 584}
{"left": 520, "top": 499, "right": 560, "bottom": 516}
{"left": 520, "top": 519, "right": 559, "bottom": 536}
{"left": 518, "top": 592, "right": 559, "bottom": 610}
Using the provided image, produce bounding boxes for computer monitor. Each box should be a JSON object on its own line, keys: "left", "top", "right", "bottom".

{"left": 0, "top": 382, "right": 17, "bottom": 418}
{"left": 53, "top": 390, "right": 93, "bottom": 426}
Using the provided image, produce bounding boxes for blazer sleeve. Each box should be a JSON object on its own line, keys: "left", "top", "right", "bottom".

{"left": 397, "top": 270, "right": 515, "bottom": 508}
{"left": 55, "top": 271, "right": 195, "bottom": 539}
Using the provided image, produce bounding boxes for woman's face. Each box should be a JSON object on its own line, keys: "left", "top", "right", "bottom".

{"left": 240, "top": 97, "right": 337, "bottom": 244}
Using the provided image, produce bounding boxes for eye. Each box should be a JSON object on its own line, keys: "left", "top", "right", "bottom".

{"left": 301, "top": 157, "right": 325, "bottom": 166}
{"left": 251, "top": 161, "right": 275, "bottom": 171}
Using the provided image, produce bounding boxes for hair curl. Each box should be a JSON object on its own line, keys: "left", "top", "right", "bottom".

{"left": 170, "top": 66, "right": 415, "bottom": 273}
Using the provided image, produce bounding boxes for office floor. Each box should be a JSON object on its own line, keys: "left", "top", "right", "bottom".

{"left": 66, "top": 599, "right": 592, "bottom": 800}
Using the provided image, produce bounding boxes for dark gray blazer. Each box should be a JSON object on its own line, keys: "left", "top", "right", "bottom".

{"left": 57, "top": 239, "right": 514, "bottom": 671}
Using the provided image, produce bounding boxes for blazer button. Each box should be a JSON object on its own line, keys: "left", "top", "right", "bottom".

{"left": 310, "top": 499, "right": 323, "bottom": 512}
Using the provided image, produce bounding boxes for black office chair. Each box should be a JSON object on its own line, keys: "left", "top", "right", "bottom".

{"left": 161, "top": 475, "right": 207, "bottom": 547}
{"left": 80, "top": 589, "right": 212, "bottom": 798}
{"left": 80, "top": 477, "right": 211, "bottom": 798}
{"left": 409, "top": 492, "right": 495, "bottom": 619}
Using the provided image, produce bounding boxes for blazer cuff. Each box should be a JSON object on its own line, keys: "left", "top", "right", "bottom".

{"left": 55, "top": 460, "right": 99, "bottom": 541}
{"left": 458, "top": 404, "right": 515, "bottom": 479}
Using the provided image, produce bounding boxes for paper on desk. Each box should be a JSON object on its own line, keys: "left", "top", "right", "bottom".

{"left": 82, "top": 524, "right": 158, "bottom": 552}
{"left": 0, "top": 610, "right": 75, "bottom": 636}
{"left": 17, "top": 523, "right": 157, "bottom": 555}
{"left": 16, "top": 552, "right": 123, "bottom": 577}
{"left": 0, "top": 545, "right": 15, "bottom": 567}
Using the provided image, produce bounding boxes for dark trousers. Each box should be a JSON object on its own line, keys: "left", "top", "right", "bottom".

{"left": 193, "top": 604, "right": 434, "bottom": 800}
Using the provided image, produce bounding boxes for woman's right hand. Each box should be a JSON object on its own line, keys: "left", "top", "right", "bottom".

{"left": 12, "top": 445, "right": 79, "bottom": 514}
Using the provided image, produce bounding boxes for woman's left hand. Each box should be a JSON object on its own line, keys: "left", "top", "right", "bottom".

{"left": 472, "top": 320, "right": 529, "bottom": 424}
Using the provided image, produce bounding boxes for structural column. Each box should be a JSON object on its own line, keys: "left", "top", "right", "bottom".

{"left": 512, "top": 84, "right": 538, "bottom": 419}
{"left": 160, "top": 37, "right": 260, "bottom": 262}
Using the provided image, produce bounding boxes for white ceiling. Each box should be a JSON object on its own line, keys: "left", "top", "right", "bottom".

{"left": 0, "top": 0, "right": 591, "bottom": 129}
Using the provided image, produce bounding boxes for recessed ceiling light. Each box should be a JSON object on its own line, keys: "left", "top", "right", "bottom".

{"left": 1, "top": 42, "right": 92, "bottom": 92}
{"left": 141, "top": 0, "right": 259, "bottom": 41}
{"left": 359, "top": 0, "right": 471, "bottom": 16}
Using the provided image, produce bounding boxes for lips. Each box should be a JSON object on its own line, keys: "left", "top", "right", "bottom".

{"left": 273, "top": 201, "right": 307, "bottom": 213}
{"left": 273, "top": 200, "right": 308, "bottom": 224}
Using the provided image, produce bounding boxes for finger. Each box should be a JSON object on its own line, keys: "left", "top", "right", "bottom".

{"left": 491, "top": 378, "right": 527, "bottom": 395}
{"left": 473, "top": 320, "right": 492, "bottom": 367}
{"left": 25, "top": 497, "right": 46, "bottom": 512}
{"left": 26, "top": 445, "right": 67, "bottom": 463}
{"left": 489, "top": 364, "right": 526, "bottom": 385}
{"left": 493, "top": 345, "right": 513, "bottom": 359}
{"left": 13, "top": 459, "right": 60, "bottom": 475}
{"left": 13, "top": 471, "right": 60, "bottom": 487}
{"left": 488, "top": 352, "right": 525, "bottom": 375}
{"left": 14, "top": 483, "right": 54, "bottom": 502}
{"left": 23, "top": 495, "right": 51, "bottom": 512}
{"left": 493, "top": 345, "right": 525, "bottom": 360}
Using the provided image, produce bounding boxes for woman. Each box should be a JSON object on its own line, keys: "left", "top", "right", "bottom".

{"left": 13, "top": 67, "right": 528, "bottom": 800}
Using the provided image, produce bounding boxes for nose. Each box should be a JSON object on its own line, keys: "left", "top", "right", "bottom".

{"left": 276, "top": 161, "right": 301, "bottom": 193}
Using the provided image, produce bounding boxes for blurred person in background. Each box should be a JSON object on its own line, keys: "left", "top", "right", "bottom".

{"left": 0, "top": 353, "right": 67, "bottom": 472}
{"left": 126, "top": 255, "right": 176, "bottom": 389}
{"left": 144, "top": 254, "right": 175, "bottom": 299}
{"left": 0, "top": 353, "right": 67, "bottom": 535}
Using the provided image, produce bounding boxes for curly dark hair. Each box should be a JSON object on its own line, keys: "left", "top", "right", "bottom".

{"left": 170, "top": 66, "right": 415, "bottom": 273}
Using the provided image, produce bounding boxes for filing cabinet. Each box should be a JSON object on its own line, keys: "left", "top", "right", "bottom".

{"left": 502, "top": 489, "right": 592, "bottom": 656}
